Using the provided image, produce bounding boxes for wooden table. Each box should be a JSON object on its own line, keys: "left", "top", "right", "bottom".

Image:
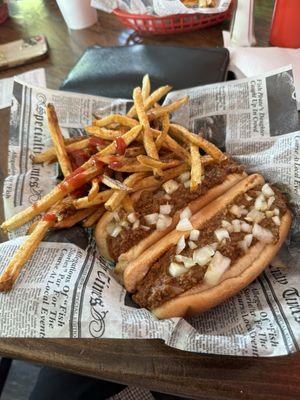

{"left": 1, "top": 1, "right": 300, "bottom": 399}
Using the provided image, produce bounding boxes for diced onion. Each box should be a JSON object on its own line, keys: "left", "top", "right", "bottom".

{"left": 189, "top": 229, "right": 200, "bottom": 241}
{"left": 175, "top": 255, "right": 196, "bottom": 268}
{"left": 232, "top": 219, "right": 241, "bottom": 233}
{"left": 180, "top": 207, "right": 192, "bottom": 220}
{"left": 179, "top": 171, "right": 191, "bottom": 183}
{"left": 110, "top": 225, "right": 122, "bottom": 238}
{"left": 160, "top": 204, "right": 172, "bottom": 215}
{"left": 245, "top": 209, "right": 265, "bottom": 223}
{"left": 241, "top": 222, "right": 252, "bottom": 233}
{"left": 164, "top": 194, "right": 171, "bottom": 200}
{"left": 265, "top": 210, "right": 274, "bottom": 218}
{"left": 262, "top": 183, "right": 275, "bottom": 198}
{"left": 244, "top": 194, "right": 253, "bottom": 201}
{"left": 169, "top": 262, "right": 187, "bottom": 277}
{"left": 132, "top": 220, "right": 140, "bottom": 230}
{"left": 156, "top": 214, "right": 172, "bottom": 231}
{"left": 252, "top": 223, "right": 274, "bottom": 243}
{"left": 267, "top": 196, "right": 275, "bottom": 209}
{"left": 184, "top": 180, "right": 191, "bottom": 188}
{"left": 204, "top": 251, "right": 231, "bottom": 285}
{"left": 120, "top": 220, "right": 129, "bottom": 228}
{"left": 209, "top": 243, "right": 218, "bottom": 251}
{"left": 254, "top": 194, "right": 268, "bottom": 211}
{"left": 162, "top": 179, "right": 179, "bottom": 194}
{"left": 144, "top": 213, "right": 159, "bottom": 225}
{"left": 214, "top": 228, "right": 230, "bottom": 242}
{"left": 141, "top": 225, "right": 150, "bottom": 231}
{"left": 274, "top": 208, "right": 280, "bottom": 216}
{"left": 240, "top": 205, "right": 248, "bottom": 216}
{"left": 106, "top": 222, "right": 115, "bottom": 235}
{"left": 193, "top": 245, "right": 215, "bottom": 266}
{"left": 239, "top": 234, "right": 253, "bottom": 251}
{"left": 127, "top": 212, "right": 138, "bottom": 224}
{"left": 230, "top": 204, "right": 242, "bottom": 217}
{"left": 176, "top": 235, "right": 186, "bottom": 254}
{"left": 272, "top": 216, "right": 281, "bottom": 226}
{"left": 221, "top": 220, "right": 233, "bottom": 233}
{"left": 188, "top": 240, "right": 197, "bottom": 249}
{"left": 176, "top": 218, "right": 193, "bottom": 231}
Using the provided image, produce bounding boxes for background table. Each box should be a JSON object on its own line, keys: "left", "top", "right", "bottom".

{"left": 0, "top": 1, "right": 299, "bottom": 399}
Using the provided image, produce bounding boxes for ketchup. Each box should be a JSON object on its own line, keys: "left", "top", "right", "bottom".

{"left": 91, "top": 157, "right": 104, "bottom": 169}
{"left": 69, "top": 149, "right": 89, "bottom": 169}
{"left": 115, "top": 137, "right": 127, "bottom": 155}
{"left": 42, "top": 213, "right": 56, "bottom": 222}
{"left": 89, "top": 137, "right": 105, "bottom": 152}
{"left": 108, "top": 156, "right": 123, "bottom": 169}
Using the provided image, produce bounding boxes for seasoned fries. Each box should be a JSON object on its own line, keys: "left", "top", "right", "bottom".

{"left": 0, "top": 74, "right": 230, "bottom": 291}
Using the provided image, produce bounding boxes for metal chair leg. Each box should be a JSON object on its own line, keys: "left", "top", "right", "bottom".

{"left": 0, "top": 358, "right": 12, "bottom": 396}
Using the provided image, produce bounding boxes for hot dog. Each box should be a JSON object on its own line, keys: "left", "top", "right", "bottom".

{"left": 122, "top": 174, "right": 291, "bottom": 318}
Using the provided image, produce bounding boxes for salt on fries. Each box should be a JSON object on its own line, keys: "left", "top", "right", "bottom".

{"left": 0, "top": 75, "right": 227, "bottom": 291}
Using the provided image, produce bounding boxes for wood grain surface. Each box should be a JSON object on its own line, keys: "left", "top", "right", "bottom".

{"left": 1, "top": 1, "right": 300, "bottom": 399}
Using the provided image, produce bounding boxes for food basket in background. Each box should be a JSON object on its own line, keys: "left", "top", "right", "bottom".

{"left": 113, "top": 0, "right": 236, "bottom": 35}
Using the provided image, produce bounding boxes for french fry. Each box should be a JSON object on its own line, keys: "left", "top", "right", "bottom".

{"left": 124, "top": 146, "right": 145, "bottom": 157}
{"left": 93, "top": 114, "right": 139, "bottom": 128}
{"left": 137, "top": 155, "right": 182, "bottom": 170}
{"left": 170, "top": 124, "right": 227, "bottom": 162}
{"left": 156, "top": 113, "right": 170, "bottom": 152}
{"left": 148, "top": 97, "right": 188, "bottom": 120}
{"left": 98, "top": 125, "right": 142, "bottom": 157}
{"left": 160, "top": 164, "right": 190, "bottom": 182}
{"left": 1, "top": 164, "right": 104, "bottom": 232}
{"left": 133, "top": 87, "right": 160, "bottom": 175}
{"left": 88, "top": 178, "right": 100, "bottom": 201}
{"left": 127, "top": 85, "right": 172, "bottom": 118}
{"left": 190, "top": 144, "right": 202, "bottom": 192}
{"left": 151, "top": 129, "right": 191, "bottom": 164}
{"left": 73, "top": 190, "right": 113, "bottom": 209}
{"left": 27, "top": 220, "right": 38, "bottom": 235}
{"left": 122, "top": 195, "right": 134, "bottom": 213}
{"left": 102, "top": 175, "right": 130, "bottom": 191}
{"left": 55, "top": 208, "right": 96, "bottom": 229}
{"left": 82, "top": 207, "right": 106, "bottom": 228}
{"left": 142, "top": 74, "right": 151, "bottom": 100}
{"left": 46, "top": 104, "right": 73, "bottom": 177}
{"left": 32, "top": 138, "right": 90, "bottom": 164}
{"left": 104, "top": 172, "right": 148, "bottom": 212}
{"left": 133, "top": 176, "right": 161, "bottom": 191}
{"left": 85, "top": 126, "right": 123, "bottom": 140}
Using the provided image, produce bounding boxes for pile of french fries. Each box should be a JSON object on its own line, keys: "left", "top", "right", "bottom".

{"left": 0, "top": 75, "right": 226, "bottom": 291}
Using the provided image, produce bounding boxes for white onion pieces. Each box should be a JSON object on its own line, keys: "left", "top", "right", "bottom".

{"left": 241, "top": 222, "right": 252, "bottom": 233}
{"left": 141, "top": 225, "right": 150, "bottom": 231}
{"left": 127, "top": 212, "right": 138, "bottom": 224}
{"left": 252, "top": 223, "right": 274, "bottom": 243}
{"left": 262, "top": 183, "right": 275, "bottom": 198}
{"left": 160, "top": 204, "right": 172, "bottom": 215}
{"left": 179, "top": 171, "right": 190, "bottom": 183}
{"left": 244, "top": 194, "right": 253, "bottom": 202}
{"left": 132, "top": 220, "right": 140, "bottom": 230}
{"left": 175, "top": 255, "right": 196, "bottom": 268}
{"left": 176, "top": 218, "right": 193, "bottom": 231}
{"left": 188, "top": 240, "right": 197, "bottom": 249}
{"left": 214, "top": 228, "right": 230, "bottom": 242}
{"left": 221, "top": 220, "right": 233, "bottom": 233}
{"left": 189, "top": 229, "right": 200, "bottom": 241}
{"left": 156, "top": 214, "right": 172, "bottom": 231}
{"left": 163, "top": 179, "right": 179, "bottom": 194}
{"left": 180, "top": 207, "right": 192, "bottom": 220}
{"left": 169, "top": 262, "right": 187, "bottom": 277}
{"left": 230, "top": 204, "right": 242, "bottom": 217}
{"left": 239, "top": 234, "right": 253, "bottom": 251}
{"left": 267, "top": 196, "right": 275, "bottom": 209}
{"left": 144, "top": 213, "right": 159, "bottom": 225}
{"left": 184, "top": 180, "right": 191, "bottom": 188}
{"left": 245, "top": 209, "right": 264, "bottom": 223}
{"left": 232, "top": 219, "right": 241, "bottom": 233}
{"left": 193, "top": 245, "right": 215, "bottom": 266}
{"left": 106, "top": 222, "right": 115, "bottom": 235}
{"left": 110, "top": 225, "right": 122, "bottom": 238}
{"left": 176, "top": 235, "right": 186, "bottom": 254}
{"left": 272, "top": 216, "right": 281, "bottom": 226}
{"left": 204, "top": 251, "right": 231, "bottom": 285}
{"left": 254, "top": 194, "right": 268, "bottom": 212}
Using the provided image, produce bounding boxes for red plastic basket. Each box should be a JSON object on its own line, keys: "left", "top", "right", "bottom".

{"left": 113, "top": 2, "right": 235, "bottom": 35}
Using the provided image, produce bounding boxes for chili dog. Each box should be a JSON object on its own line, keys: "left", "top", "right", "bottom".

{"left": 95, "top": 157, "right": 247, "bottom": 277}
{"left": 121, "top": 174, "right": 291, "bottom": 318}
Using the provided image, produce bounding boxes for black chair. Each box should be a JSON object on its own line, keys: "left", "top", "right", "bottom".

{"left": 0, "top": 358, "right": 12, "bottom": 396}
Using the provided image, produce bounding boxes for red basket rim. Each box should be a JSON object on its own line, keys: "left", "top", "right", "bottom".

{"left": 113, "top": 7, "right": 230, "bottom": 20}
